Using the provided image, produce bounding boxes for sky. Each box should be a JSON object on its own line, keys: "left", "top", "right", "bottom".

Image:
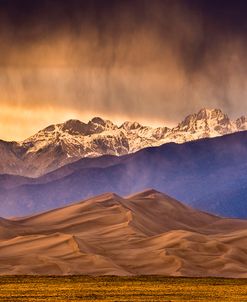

{"left": 1, "top": 0, "right": 247, "bottom": 141}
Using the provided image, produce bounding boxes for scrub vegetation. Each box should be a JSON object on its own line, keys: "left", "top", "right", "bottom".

{"left": 0, "top": 276, "right": 247, "bottom": 302}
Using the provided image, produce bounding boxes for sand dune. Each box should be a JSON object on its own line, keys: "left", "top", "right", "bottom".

{"left": 0, "top": 189, "right": 247, "bottom": 277}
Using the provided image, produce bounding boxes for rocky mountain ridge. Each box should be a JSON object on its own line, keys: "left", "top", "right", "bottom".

{"left": 1, "top": 108, "right": 247, "bottom": 177}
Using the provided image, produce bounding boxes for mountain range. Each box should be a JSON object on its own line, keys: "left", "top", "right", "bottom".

{"left": 1, "top": 130, "right": 247, "bottom": 218}
{"left": 1, "top": 108, "right": 247, "bottom": 278}
{"left": 1, "top": 189, "right": 247, "bottom": 277}
{"left": 2, "top": 108, "right": 247, "bottom": 177}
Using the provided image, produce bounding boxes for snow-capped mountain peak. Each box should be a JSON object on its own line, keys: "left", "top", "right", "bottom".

{"left": 1, "top": 108, "right": 247, "bottom": 177}
{"left": 120, "top": 121, "right": 142, "bottom": 131}
{"left": 236, "top": 116, "right": 247, "bottom": 130}
{"left": 57, "top": 117, "right": 118, "bottom": 136}
{"left": 90, "top": 117, "right": 118, "bottom": 131}
{"left": 171, "top": 108, "right": 236, "bottom": 142}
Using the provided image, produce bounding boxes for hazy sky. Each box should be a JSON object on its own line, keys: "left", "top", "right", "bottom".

{"left": 1, "top": 0, "right": 247, "bottom": 140}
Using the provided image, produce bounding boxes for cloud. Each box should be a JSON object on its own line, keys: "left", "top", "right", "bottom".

{"left": 1, "top": 0, "right": 247, "bottom": 139}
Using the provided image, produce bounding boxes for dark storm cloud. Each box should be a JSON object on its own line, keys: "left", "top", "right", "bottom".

{"left": 1, "top": 0, "right": 247, "bottom": 131}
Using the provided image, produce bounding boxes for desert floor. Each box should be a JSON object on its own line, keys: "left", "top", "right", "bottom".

{"left": 0, "top": 276, "right": 247, "bottom": 302}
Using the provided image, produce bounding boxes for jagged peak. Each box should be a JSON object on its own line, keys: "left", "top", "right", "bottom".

{"left": 42, "top": 117, "right": 117, "bottom": 133}
{"left": 90, "top": 117, "right": 117, "bottom": 129}
{"left": 178, "top": 108, "right": 229, "bottom": 126}
{"left": 59, "top": 119, "right": 90, "bottom": 135}
{"left": 198, "top": 107, "right": 221, "bottom": 113}
{"left": 120, "top": 121, "right": 143, "bottom": 131}
{"left": 197, "top": 107, "right": 212, "bottom": 115}
{"left": 33, "top": 119, "right": 86, "bottom": 135}
{"left": 38, "top": 117, "right": 118, "bottom": 136}
{"left": 196, "top": 108, "right": 227, "bottom": 119}
{"left": 236, "top": 115, "right": 247, "bottom": 129}
{"left": 236, "top": 115, "right": 247, "bottom": 123}
{"left": 63, "top": 118, "right": 83, "bottom": 124}
{"left": 91, "top": 117, "right": 107, "bottom": 125}
{"left": 62, "top": 119, "right": 85, "bottom": 127}
{"left": 187, "top": 108, "right": 226, "bottom": 119}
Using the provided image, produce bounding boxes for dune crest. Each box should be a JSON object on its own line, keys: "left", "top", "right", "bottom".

{"left": 0, "top": 190, "right": 247, "bottom": 277}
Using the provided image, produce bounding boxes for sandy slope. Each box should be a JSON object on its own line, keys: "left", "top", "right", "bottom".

{"left": 0, "top": 189, "right": 247, "bottom": 277}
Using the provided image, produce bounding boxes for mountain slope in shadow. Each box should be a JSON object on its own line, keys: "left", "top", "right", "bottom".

{"left": 1, "top": 131, "right": 247, "bottom": 218}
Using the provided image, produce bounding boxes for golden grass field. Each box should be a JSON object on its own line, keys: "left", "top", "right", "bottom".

{"left": 0, "top": 276, "right": 247, "bottom": 302}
